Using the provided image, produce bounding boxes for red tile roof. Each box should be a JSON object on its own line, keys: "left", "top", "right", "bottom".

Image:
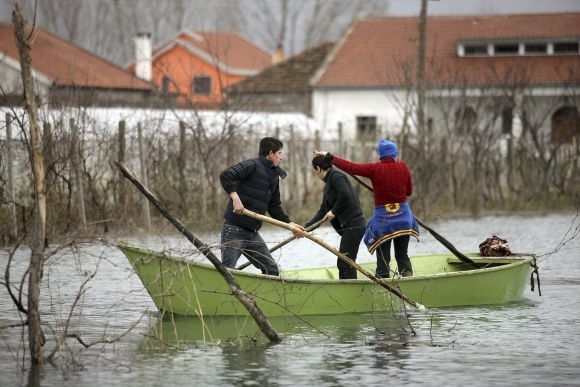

{"left": 154, "top": 30, "right": 271, "bottom": 74}
{"left": 0, "top": 23, "right": 153, "bottom": 90}
{"left": 315, "top": 13, "right": 580, "bottom": 88}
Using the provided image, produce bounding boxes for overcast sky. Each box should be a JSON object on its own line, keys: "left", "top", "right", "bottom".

{"left": 388, "top": 0, "right": 580, "bottom": 16}
{"left": 2, "top": 1, "right": 579, "bottom": 23}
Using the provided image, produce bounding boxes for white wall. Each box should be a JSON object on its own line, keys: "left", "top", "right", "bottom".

{"left": 0, "top": 54, "right": 53, "bottom": 96}
{"left": 312, "top": 88, "right": 411, "bottom": 140}
{"left": 0, "top": 62, "right": 22, "bottom": 94}
{"left": 313, "top": 85, "right": 580, "bottom": 146}
{"left": 0, "top": 106, "right": 321, "bottom": 141}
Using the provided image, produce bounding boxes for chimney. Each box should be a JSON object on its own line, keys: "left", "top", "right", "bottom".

{"left": 135, "top": 32, "right": 152, "bottom": 82}
{"left": 272, "top": 44, "right": 285, "bottom": 64}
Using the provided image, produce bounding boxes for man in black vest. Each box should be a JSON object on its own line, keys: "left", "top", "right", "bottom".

{"left": 219, "top": 137, "right": 304, "bottom": 275}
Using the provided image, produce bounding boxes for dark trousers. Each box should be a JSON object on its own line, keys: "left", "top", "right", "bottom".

{"left": 220, "top": 222, "right": 279, "bottom": 276}
{"left": 375, "top": 235, "right": 413, "bottom": 278}
{"left": 337, "top": 217, "right": 366, "bottom": 279}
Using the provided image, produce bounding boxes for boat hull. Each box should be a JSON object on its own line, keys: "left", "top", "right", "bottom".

{"left": 119, "top": 243, "right": 536, "bottom": 317}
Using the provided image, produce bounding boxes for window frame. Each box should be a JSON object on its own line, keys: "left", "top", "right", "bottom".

{"left": 356, "top": 115, "right": 378, "bottom": 140}
{"left": 192, "top": 76, "right": 212, "bottom": 96}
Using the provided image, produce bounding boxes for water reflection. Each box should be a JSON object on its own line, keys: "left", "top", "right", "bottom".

{"left": 139, "top": 312, "right": 416, "bottom": 350}
{"left": 140, "top": 314, "right": 278, "bottom": 351}
{"left": 137, "top": 311, "right": 422, "bottom": 385}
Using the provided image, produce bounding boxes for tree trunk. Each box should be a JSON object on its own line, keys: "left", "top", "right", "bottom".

{"left": 13, "top": 4, "right": 47, "bottom": 365}
{"left": 115, "top": 161, "right": 281, "bottom": 342}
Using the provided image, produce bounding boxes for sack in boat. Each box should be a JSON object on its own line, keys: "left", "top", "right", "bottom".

{"left": 479, "top": 235, "right": 512, "bottom": 256}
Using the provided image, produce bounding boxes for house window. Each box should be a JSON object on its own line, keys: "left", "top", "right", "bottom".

{"left": 454, "top": 106, "right": 477, "bottom": 135}
{"left": 494, "top": 43, "right": 519, "bottom": 55}
{"left": 192, "top": 76, "right": 211, "bottom": 95}
{"left": 554, "top": 41, "right": 579, "bottom": 54}
{"left": 460, "top": 40, "right": 580, "bottom": 58}
{"left": 551, "top": 106, "right": 579, "bottom": 144}
{"left": 525, "top": 43, "right": 547, "bottom": 55}
{"left": 356, "top": 116, "right": 377, "bottom": 140}
{"left": 464, "top": 44, "right": 488, "bottom": 56}
{"left": 502, "top": 108, "right": 513, "bottom": 135}
{"left": 162, "top": 76, "right": 171, "bottom": 93}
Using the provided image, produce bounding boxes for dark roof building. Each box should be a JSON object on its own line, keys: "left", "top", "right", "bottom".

{"left": 227, "top": 42, "right": 335, "bottom": 116}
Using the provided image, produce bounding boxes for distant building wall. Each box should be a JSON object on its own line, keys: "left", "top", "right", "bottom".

{"left": 47, "top": 87, "right": 171, "bottom": 109}
{"left": 152, "top": 46, "right": 247, "bottom": 108}
{"left": 312, "top": 89, "right": 406, "bottom": 140}
{"left": 228, "top": 92, "right": 311, "bottom": 116}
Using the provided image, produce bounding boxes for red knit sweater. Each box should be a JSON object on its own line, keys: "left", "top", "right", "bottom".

{"left": 332, "top": 156, "right": 413, "bottom": 206}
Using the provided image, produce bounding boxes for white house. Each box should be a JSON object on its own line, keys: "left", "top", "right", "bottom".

{"left": 311, "top": 13, "right": 580, "bottom": 145}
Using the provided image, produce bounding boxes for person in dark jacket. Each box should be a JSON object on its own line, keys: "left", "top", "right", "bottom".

{"left": 305, "top": 155, "right": 366, "bottom": 279}
{"left": 219, "top": 137, "right": 304, "bottom": 276}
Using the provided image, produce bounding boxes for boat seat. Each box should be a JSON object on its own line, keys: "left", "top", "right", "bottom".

{"left": 324, "top": 268, "right": 335, "bottom": 279}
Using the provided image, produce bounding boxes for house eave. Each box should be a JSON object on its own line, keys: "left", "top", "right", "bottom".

{"left": 313, "top": 82, "right": 580, "bottom": 95}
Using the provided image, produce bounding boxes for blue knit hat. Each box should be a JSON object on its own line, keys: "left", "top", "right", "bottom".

{"left": 377, "top": 139, "right": 398, "bottom": 159}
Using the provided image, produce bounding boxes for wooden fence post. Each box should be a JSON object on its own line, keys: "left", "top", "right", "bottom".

{"left": 178, "top": 121, "right": 187, "bottom": 207}
{"left": 137, "top": 123, "right": 151, "bottom": 230}
{"left": 287, "top": 125, "right": 296, "bottom": 209}
{"left": 337, "top": 122, "right": 348, "bottom": 158}
{"left": 226, "top": 123, "right": 234, "bottom": 167}
{"left": 6, "top": 113, "right": 18, "bottom": 241}
{"left": 117, "top": 120, "right": 126, "bottom": 215}
{"left": 70, "top": 119, "right": 86, "bottom": 228}
{"left": 43, "top": 122, "right": 54, "bottom": 188}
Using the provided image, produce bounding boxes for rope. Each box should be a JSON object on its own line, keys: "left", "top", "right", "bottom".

{"left": 530, "top": 261, "right": 542, "bottom": 296}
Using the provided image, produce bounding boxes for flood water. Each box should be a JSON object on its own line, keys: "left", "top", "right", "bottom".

{"left": 1, "top": 212, "right": 579, "bottom": 386}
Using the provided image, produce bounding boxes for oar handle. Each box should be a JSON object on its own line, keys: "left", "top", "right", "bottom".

{"left": 271, "top": 217, "right": 327, "bottom": 252}
{"left": 242, "top": 209, "right": 425, "bottom": 310}
{"left": 236, "top": 217, "right": 327, "bottom": 270}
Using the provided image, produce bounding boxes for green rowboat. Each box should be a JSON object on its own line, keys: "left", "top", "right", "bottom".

{"left": 119, "top": 243, "right": 537, "bottom": 317}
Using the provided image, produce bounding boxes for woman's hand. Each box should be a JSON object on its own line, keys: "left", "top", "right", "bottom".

{"left": 324, "top": 211, "right": 335, "bottom": 221}
{"left": 290, "top": 222, "right": 306, "bottom": 238}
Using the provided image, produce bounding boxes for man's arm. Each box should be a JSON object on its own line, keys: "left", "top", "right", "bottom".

{"left": 268, "top": 181, "right": 305, "bottom": 236}
{"left": 330, "top": 172, "right": 352, "bottom": 217}
{"left": 219, "top": 159, "right": 256, "bottom": 194}
{"left": 220, "top": 160, "right": 257, "bottom": 214}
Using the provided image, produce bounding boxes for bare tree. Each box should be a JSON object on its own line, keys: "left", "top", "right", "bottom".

{"left": 7, "top": 0, "right": 390, "bottom": 66}
{"left": 3, "top": 4, "right": 148, "bottom": 372}
{"left": 234, "top": 0, "right": 389, "bottom": 56}
{"left": 13, "top": 2, "right": 46, "bottom": 365}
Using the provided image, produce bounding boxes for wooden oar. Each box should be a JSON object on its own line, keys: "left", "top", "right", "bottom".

{"left": 115, "top": 161, "right": 281, "bottom": 343}
{"left": 346, "top": 173, "right": 476, "bottom": 265}
{"left": 242, "top": 209, "right": 426, "bottom": 310}
{"left": 236, "top": 218, "right": 328, "bottom": 270}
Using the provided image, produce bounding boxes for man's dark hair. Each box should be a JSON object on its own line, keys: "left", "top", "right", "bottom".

{"left": 259, "top": 137, "right": 283, "bottom": 156}
{"left": 311, "top": 154, "right": 332, "bottom": 170}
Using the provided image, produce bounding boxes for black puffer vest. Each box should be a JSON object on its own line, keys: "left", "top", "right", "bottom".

{"left": 223, "top": 157, "right": 287, "bottom": 231}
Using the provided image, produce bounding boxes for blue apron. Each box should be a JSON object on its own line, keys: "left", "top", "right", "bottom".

{"left": 363, "top": 202, "right": 419, "bottom": 253}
